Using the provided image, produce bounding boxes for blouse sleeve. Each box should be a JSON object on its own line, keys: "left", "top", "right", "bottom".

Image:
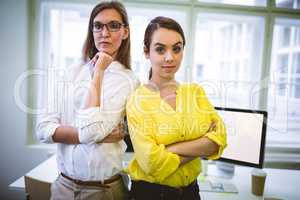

{"left": 77, "top": 67, "right": 140, "bottom": 144}
{"left": 126, "top": 94, "right": 181, "bottom": 182}
{"left": 36, "top": 112, "right": 60, "bottom": 144}
{"left": 196, "top": 85, "right": 227, "bottom": 160}
{"left": 36, "top": 62, "right": 82, "bottom": 143}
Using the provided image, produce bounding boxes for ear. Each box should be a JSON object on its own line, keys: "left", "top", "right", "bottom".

{"left": 122, "top": 27, "right": 129, "bottom": 40}
{"left": 144, "top": 46, "right": 149, "bottom": 59}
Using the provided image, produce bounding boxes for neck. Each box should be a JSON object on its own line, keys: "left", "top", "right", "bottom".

{"left": 109, "top": 49, "right": 118, "bottom": 60}
{"left": 111, "top": 52, "right": 117, "bottom": 60}
{"left": 150, "top": 76, "right": 177, "bottom": 91}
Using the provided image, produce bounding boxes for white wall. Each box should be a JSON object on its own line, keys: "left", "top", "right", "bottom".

{"left": 0, "top": 0, "right": 49, "bottom": 199}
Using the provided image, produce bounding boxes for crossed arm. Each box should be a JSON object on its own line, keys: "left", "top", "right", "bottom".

{"left": 52, "top": 66, "right": 104, "bottom": 143}
{"left": 167, "top": 123, "right": 219, "bottom": 166}
{"left": 126, "top": 111, "right": 222, "bottom": 181}
{"left": 52, "top": 123, "right": 124, "bottom": 144}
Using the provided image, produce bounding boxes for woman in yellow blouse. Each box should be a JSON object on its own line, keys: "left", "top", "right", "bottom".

{"left": 126, "top": 16, "right": 227, "bottom": 200}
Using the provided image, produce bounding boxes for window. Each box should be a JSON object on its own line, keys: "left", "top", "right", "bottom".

{"left": 197, "top": 0, "right": 267, "bottom": 7}
{"left": 38, "top": 2, "right": 187, "bottom": 84}
{"left": 267, "top": 18, "right": 300, "bottom": 145}
{"left": 37, "top": 2, "right": 92, "bottom": 116}
{"left": 276, "top": 0, "right": 300, "bottom": 9}
{"left": 38, "top": 2, "right": 92, "bottom": 70}
{"left": 193, "top": 13, "right": 264, "bottom": 108}
{"left": 33, "top": 0, "right": 300, "bottom": 167}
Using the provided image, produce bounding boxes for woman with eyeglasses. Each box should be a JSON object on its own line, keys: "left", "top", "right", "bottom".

{"left": 36, "top": 1, "right": 138, "bottom": 199}
{"left": 126, "top": 16, "right": 227, "bottom": 200}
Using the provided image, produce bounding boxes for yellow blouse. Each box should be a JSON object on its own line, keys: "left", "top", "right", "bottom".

{"left": 126, "top": 83, "right": 227, "bottom": 187}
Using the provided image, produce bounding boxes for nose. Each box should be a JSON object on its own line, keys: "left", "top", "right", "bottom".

{"left": 101, "top": 25, "right": 110, "bottom": 37}
{"left": 165, "top": 50, "right": 174, "bottom": 63}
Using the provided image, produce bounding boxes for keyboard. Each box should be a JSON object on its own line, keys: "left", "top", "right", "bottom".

{"left": 197, "top": 176, "right": 238, "bottom": 193}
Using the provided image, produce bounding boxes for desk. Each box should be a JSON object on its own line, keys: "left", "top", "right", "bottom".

{"left": 201, "top": 164, "right": 300, "bottom": 200}
{"left": 9, "top": 154, "right": 300, "bottom": 200}
{"left": 9, "top": 155, "right": 58, "bottom": 191}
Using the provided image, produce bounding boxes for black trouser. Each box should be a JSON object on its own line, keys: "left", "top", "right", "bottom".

{"left": 130, "top": 180, "right": 201, "bottom": 200}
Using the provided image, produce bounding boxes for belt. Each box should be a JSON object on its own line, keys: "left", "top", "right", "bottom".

{"left": 60, "top": 173, "right": 121, "bottom": 188}
{"left": 132, "top": 180, "right": 198, "bottom": 196}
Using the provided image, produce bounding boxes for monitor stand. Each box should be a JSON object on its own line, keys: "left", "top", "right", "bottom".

{"left": 210, "top": 161, "right": 235, "bottom": 179}
{"left": 198, "top": 161, "right": 238, "bottom": 193}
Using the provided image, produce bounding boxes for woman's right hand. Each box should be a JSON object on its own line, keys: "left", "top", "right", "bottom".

{"left": 97, "top": 123, "right": 125, "bottom": 143}
{"left": 92, "top": 51, "right": 113, "bottom": 73}
{"left": 84, "top": 51, "right": 112, "bottom": 108}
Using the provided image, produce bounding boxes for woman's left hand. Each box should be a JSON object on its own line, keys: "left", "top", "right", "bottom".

{"left": 207, "top": 122, "right": 216, "bottom": 132}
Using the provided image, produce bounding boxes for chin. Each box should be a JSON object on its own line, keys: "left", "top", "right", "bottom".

{"left": 96, "top": 46, "right": 111, "bottom": 54}
{"left": 162, "top": 73, "right": 175, "bottom": 79}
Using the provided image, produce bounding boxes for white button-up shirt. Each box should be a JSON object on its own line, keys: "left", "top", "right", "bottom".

{"left": 36, "top": 61, "right": 139, "bottom": 181}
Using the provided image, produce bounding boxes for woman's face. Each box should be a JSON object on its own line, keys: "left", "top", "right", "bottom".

{"left": 93, "top": 8, "right": 128, "bottom": 58}
{"left": 146, "top": 28, "right": 184, "bottom": 80}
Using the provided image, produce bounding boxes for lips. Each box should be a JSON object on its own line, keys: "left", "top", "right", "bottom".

{"left": 162, "top": 66, "right": 175, "bottom": 69}
{"left": 99, "top": 41, "right": 111, "bottom": 45}
{"left": 161, "top": 65, "right": 176, "bottom": 73}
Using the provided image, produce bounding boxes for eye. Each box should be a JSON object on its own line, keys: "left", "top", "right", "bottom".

{"left": 155, "top": 46, "right": 165, "bottom": 54}
{"left": 173, "top": 45, "right": 182, "bottom": 53}
{"left": 108, "top": 21, "right": 122, "bottom": 30}
{"left": 93, "top": 22, "right": 103, "bottom": 31}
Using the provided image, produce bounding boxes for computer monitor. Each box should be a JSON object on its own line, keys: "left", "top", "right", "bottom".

{"left": 215, "top": 107, "right": 267, "bottom": 168}
{"left": 125, "top": 107, "right": 268, "bottom": 169}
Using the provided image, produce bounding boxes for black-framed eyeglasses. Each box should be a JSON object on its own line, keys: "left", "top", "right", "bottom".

{"left": 92, "top": 21, "right": 125, "bottom": 32}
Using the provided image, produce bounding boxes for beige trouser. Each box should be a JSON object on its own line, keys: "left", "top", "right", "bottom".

{"left": 50, "top": 174, "right": 130, "bottom": 200}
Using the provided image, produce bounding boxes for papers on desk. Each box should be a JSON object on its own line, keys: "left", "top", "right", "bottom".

{"left": 197, "top": 175, "right": 238, "bottom": 193}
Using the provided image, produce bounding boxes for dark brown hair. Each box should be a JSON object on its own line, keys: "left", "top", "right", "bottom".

{"left": 82, "top": 1, "right": 131, "bottom": 69}
{"left": 144, "top": 16, "right": 186, "bottom": 79}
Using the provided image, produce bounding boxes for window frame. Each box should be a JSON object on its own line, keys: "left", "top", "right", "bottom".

{"left": 27, "top": 0, "right": 300, "bottom": 168}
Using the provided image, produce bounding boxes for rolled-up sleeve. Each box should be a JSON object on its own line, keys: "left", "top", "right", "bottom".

{"left": 126, "top": 96, "right": 181, "bottom": 182}
{"left": 36, "top": 63, "right": 80, "bottom": 144}
{"left": 77, "top": 107, "right": 121, "bottom": 143}
{"left": 36, "top": 83, "right": 62, "bottom": 144}
{"left": 36, "top": 112, "right": 60, "bottom": 144}
{"left": 205, "top": 111, "right": 227, "bottom": 160}
{"left": 196, "top": 85, "right": 227, "bottom": 160}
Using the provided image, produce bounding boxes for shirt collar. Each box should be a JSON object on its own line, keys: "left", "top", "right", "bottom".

{"left": 107, "top": 61, "right": 125, "bottom": 71}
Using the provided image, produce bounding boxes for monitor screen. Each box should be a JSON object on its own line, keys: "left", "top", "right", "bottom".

{"left": 215, "top": 107, "right": 267, "bottom": 168}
